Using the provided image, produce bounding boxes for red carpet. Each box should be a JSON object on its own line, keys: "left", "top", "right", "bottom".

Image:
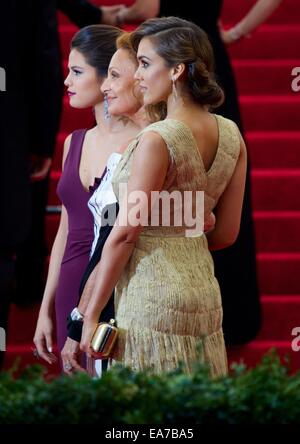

{"left": 4, "top": 0, "right": 300, "bottom": 374}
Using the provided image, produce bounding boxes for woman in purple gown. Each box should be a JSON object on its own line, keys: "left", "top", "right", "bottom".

{"left": 33, "top": 25, "right": 142, "bottom": 367}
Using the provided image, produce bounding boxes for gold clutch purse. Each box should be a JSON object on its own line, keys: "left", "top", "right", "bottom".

{"left": 90, "top": 319, "right": 118, "bottom": 359}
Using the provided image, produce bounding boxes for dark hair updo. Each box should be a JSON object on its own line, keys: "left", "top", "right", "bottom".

{"left": 71, "top": 25, "right": 123, "bottom": 78}
{"left": 130, "top": 17, "right": 224, "bottom": 109}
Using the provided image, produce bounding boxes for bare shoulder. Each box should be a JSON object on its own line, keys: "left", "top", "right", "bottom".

{"left": 220, "top": 116, "right": 245, "bottom": 158}
{"left": 132, "top": 131, "right": 169, "bottom": 174}
{"left": 137, "top": 130, "right": 168, "bottom": 153}
{"left": 231, "top": 123, "right": 247, "bottom": 159}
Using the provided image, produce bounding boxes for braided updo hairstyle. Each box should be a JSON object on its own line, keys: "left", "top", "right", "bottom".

{"left": 130, "top": 16, "right": 224, "bottom": 109}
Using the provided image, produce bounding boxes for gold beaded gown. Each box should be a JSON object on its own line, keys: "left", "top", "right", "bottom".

{"left": 111, "top": 116, "right": 240, "bottom": 377}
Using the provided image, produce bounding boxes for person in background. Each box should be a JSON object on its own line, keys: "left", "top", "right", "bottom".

{"left": 0, "top": 1, "right": 32, "bottom": 368}
{"left": 114, "top": 0, "right": 283, "bottom": 345}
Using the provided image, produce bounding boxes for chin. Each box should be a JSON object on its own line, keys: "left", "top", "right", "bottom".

{"left": 70, "top": 99, "right": 94, "bottom": 109}
{"left": 108, "top": 106, "right": 121, "bottom": 117}
{"left": 143, "top": 93, "right": 159, "bottom": 106}
{"left": 69, "top": 98, "right": 82, "bottom": 108}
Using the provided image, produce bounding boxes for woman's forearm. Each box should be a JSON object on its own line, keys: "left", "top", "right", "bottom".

{"left": 77, "top": 264, "right": 100, "bottom": 314}
{"left": 84, "top": 236, "right": 136, "bottom": 322}
{"left": 237, "top": 0, "right": 282, "bottom": 36}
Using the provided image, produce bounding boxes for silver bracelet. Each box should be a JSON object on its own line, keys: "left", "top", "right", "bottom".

{"left": 70, "top": 307, "right": 84, "bottom": 321}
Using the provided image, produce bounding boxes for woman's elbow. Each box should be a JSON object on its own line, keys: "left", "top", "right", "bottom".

{"left": 207, "top": 229, "right": 239, "bottom": 250}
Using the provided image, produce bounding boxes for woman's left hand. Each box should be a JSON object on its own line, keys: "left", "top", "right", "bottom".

{"left": 61, "top": 337, "right": 86, "bottom": 375}
{"left": 80, "top": 319, "right": 99, "bottom": 358}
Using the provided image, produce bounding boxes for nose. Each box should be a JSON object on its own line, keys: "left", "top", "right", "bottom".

{"left": 134, "top": 66, "right": 141, "bottom": 81}
{"left": 64, "top": 72, "right": 71, "bottom": 87}
{"left": 101, "top": 77, "right": 110, "bottom": 94}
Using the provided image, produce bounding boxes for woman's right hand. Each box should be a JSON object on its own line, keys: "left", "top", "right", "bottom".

{"left": 33, "top": 314, "right": 57, "bottom": 364}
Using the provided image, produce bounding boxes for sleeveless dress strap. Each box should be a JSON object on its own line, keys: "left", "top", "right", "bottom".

{"left": 63, "top": 129, "right": 87, "bottom": 171}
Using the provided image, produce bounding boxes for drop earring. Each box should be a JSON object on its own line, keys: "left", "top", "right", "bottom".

{"left": 104, "top": 94, "right": 110, "bottom": 120}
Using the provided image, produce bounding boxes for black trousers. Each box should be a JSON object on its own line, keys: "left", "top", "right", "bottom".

{"left": 14, "top": 177, "right": 49, "bottom": 305}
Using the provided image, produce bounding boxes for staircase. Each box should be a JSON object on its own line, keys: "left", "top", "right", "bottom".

{"left": 4, "top": 0, "right": 300, "bottom": 374}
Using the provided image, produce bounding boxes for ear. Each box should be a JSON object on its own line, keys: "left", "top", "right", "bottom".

{"left": 171, "top": 63, "right": 186, "bottom": 82}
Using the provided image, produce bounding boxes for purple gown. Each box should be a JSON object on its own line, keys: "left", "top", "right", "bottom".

{"left": 55, "top": 129, "right": 94, "bottom": 352}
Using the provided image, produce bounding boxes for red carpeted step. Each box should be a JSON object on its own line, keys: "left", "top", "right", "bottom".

{"left": 240, "top": 95, "right": 300, "bottom": 131}
{"left": 6, "top": 304, "right": 41, "bottom": 345}
{"left": 254, "top": 211, "right": 300, "bottom": 252}
{"left": 232, "top": 60, "right": 299, "bottom": 95}
{"left": 257, "top": 295, "right": 300, "bottom": 341}
{"left": 251, "top": 169, "right": 300, "bottom": 211}
{"left": 222, "top": 0, "right": 300, "bottom": 25}
{"left": 246, "top": 131, "right": 300, "bottom": 169}
{"left": 227, "top": 340, "right": 300, "bottom": 373}
{"left": 258, "top": 252, "right": 300, "bottom": 295}
{"left": 228, "top": 25, "right": 300, "bottom": 60}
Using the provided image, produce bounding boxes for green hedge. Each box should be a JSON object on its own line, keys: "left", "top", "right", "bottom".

{"left": 1, "top": 350, "right": 300, "bottom": 424}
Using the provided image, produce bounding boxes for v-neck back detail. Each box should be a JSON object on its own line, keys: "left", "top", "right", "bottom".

{"left": 111, "top": 114, "right": 241, "bottom": 236}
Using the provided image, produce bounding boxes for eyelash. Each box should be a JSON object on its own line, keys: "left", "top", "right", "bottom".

{"left": 72, "top": 69, "right": 82, "bottom": 76}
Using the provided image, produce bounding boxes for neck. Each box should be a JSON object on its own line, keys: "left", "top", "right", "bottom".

{"left": 94, "top": 101, "right": 125, "bottom": 134}
{"left": 130, "top": 106, "right": 149, "bottom": 129}
{"left": 166, "top": 91, "right": 205, "bottom": 120}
